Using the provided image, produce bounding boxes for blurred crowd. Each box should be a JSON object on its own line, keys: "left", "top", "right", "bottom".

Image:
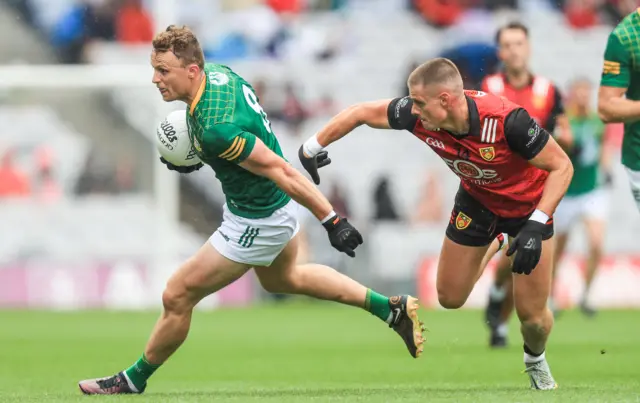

{"left": 0, "top": 144, "right": 135, "bottom": 201}
{"left": 1, "top": 0, "right": 627, "bottom": 228}
{"left": 6, "top": 0, "right": 634, "bottom": 64}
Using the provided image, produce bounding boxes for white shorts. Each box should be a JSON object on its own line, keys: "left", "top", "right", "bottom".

{"left": 554, "top": 189, "right": 609, "bottom": 234}
{"left": 209, "top": 200, "right": 301, "bottom": 267}
{"left": 626, "top": 166, "right": 640, "bottom": 213}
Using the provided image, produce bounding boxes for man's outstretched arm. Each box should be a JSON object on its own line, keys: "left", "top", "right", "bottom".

{"left": 299, "top": 97, "right": 417, "bottom": 184}
{"left": 240, "top": 139, "right": 363, "bottom": 257}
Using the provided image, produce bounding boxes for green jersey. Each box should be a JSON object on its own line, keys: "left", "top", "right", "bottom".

{"left": 600, "top": 8, "right": 640, "bottom": 170}
{"left": 187, "top": 63, "right": 290, "bottom": 218}
{"left": 566, "top": 113, "right": 605, "bottom": 196}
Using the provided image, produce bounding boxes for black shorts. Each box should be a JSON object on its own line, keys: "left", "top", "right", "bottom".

{"left": 446, "top": 186, "right": 554, "bottom": 247}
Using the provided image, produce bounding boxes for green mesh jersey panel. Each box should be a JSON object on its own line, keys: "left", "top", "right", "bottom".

{"left": 566, "top": 113, "right": 605, "bottom": 196}
{"left": 601, "top": 9, "right": 640, "bottom": 170}
{"left": 187, "top": 63, "right": 290, "bottom": 218}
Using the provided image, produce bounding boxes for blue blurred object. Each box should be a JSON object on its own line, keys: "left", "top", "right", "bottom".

{"left": 439, "top": 42, "right": 499, "bottom": 89}
{"left": 49, "top": 4, "right": 86, "bottom": 47}
{"left": 205, "top": 33, "right": 251, "bottom": 62}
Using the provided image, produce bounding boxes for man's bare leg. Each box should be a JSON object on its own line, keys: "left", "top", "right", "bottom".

{"left": 436, "top": 236, "right": 492, "bottom": 309}
{"left": 79, "top": 242, "right": 251, "bottom": 394}
{"left": 579, "top": 218, "right": 606, "bottom": 316}
{"left": 79, "top": 234, "right": 426, "bottom": 396}
{"left": 480, "top": 235, "right": 514, "bottom": 347}
{"left": 513, "top": 237, "right": 557, "bottom": 389}
{"left": 254, "top": 234, "right": 426, "bottom": 358}
{"left": 550, "top": 232, "right": 569, "bottom": 315}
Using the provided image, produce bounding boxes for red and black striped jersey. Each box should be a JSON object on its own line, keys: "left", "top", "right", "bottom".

{"left": 388, "top": 90, "right": 549, "bottom": 218}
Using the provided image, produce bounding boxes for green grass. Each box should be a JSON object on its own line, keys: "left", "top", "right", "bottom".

{"left": 0, "top": 301, "right": 639, "bottom": 402}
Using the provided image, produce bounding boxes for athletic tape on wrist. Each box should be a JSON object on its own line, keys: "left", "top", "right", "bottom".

{"left": 321, "top": 210, "right": 337, "bottom": 224}
{"left": 529, "top": 209, "right": 549, "bottom": 224}
{"left": 302, "top": 134, "right": 324, "bottom": 158}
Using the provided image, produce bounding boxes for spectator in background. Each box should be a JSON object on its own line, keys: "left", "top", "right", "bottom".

{"left": 440, "top": 42, "right": 499, "bottom": 89}
{"left": 372, "top": 176, "right": 401, "bottom": 221}
{"left": 251, "top": 78, "right": 282, "bottom": 122}
{"left": 267, "top": 0, "right": 303, "bottom": 14}
{"left": 114, "top": 156, "right": 135, "bottom": 194}
{"left": 312, "top": 93, "right": 338, "bottom": 117}
{"left": 0, "top": 148, "right": 30, "bottom": 198}
{"left": 413, "top": 0, "right": 464, "bottom": 28}
{"left": 564, "top": 0, "right": 599, "bottom": 29}
{"left": 437, "top": 7, "right": 499, "bottom": 89}
{"left": 51, "top": 0, "right": 116, "bottom": 63}
{"left": 410, "top": 172, "right": 444, "bottom": 225}
{"left": 35, "top": 165, "right": 62, "bottom": 202}
{"left": 601, "top": 0, "right": 638, "bottom": 25}
{"left": 328, "top": 181, "right": 351, "bottom": 219}
{"left": 34, "top": 147, "right": 62, "bottom": 202}
{"left": 310, "top": 0, "right": 349, "bottom": 10}
{"left": 481, "top": 0, "right": 518, "bottom": 11}
{"left": 116, "top": 0, "right": 153, "bottom": 43}
{"left": 280, "top": 82, "right": 308, "bottom": 137}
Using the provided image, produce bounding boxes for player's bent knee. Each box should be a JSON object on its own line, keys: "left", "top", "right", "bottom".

{"left": 520, "top": 315, "right": 551, "bottom": 336}
{"left": 161, "top": 282, "right": 193, "bottom": 314}
{"left": 162, "top": 277, "right": 199, "bottom": 314}
{"left": 259, "top": 278, "right": 291, "bottom": 294}
{"left": 515, "top": 302, "right": 550, "bottom": 325}
{"left": 437, "top": 290, "right": 467, "bottom": 309}
{"left": 257, "top": 267, "right": 301, "bottom": 295}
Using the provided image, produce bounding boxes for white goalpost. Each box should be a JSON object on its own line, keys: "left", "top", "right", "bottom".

{"left": 0, "top": 1, "right": 189, "bottom": 312}
{"left": 0, "top": 0, "right": 181, "bottom": 229}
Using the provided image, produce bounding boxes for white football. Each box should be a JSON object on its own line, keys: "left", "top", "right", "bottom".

{"left": 156, "top": 110, "right": 202, "bottom": 166}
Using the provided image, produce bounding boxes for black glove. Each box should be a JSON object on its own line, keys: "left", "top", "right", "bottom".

{"left": 298, "top": 146, "right": 331, "bottom": 185}
{"left": 322, "top": 214, "right": 363, "bottom": 257}
{"left": 506, "top": 220, "right": 546, "bottom": 275}
{"left": 160, "top": 156, "right": 203, "bottom": 174}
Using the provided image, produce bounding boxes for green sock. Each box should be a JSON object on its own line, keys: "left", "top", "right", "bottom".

{"left": 364, "top": 289, "right": 391, "bottom": 322}
{"left": 124, "top": 354, "right": 160, "bottom": 390}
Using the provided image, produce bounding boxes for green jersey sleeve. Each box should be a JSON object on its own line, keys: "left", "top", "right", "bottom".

{"left": 203, "top": 123, "right": 256, "bottom": 164}
{"left": 601, "top": 33, "right": 631, "bottom": 88}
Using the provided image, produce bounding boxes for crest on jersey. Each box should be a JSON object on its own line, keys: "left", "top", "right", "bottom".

{"left": 479, "top": 146, "right": 495, "bottom": 162}
{"left": 455, "top": 212, "right": 472, "bottom": 230}
{"left": 208, "top": 72, "right": 229, "bottom": 86}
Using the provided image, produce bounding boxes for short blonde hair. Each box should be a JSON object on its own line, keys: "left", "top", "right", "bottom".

{"left": 152, "top": 25, "right": 205, "bottom": 70}
{"left": 408, "top": 58, "right": 463, "bottom": 92}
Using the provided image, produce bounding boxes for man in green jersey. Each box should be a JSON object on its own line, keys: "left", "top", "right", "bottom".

{"left": 554, "top": 78, "right": 612, "bottom": 317}
{"left": 598, "top": 7, "right": 640, "bottom": 211}
{"left": 78, "top": 26, "right": 425, "bottom": 395}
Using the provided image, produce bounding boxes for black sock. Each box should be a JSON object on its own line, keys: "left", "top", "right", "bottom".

{"left": 523, "top": 344, "right": 544, "bottom": 357}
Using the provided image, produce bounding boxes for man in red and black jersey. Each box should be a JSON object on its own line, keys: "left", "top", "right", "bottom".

{"left": 481, "top": 22, "right": 574, "bottom": 349}
{"left": 299, "top": 58, "right": 572, "bottom": 390}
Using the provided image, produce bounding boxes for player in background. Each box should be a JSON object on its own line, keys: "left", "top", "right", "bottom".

{"left": 300, "top": 58, "right": 573, "bottom": 389}
{"left": 481, "top": 22, "right": 573, "bottom": 348}
{"left": 554, "top": 78, "right": 613, "bottom": 318}
{"left": 598, "top": 8, "right": 640, "bottom": 212}
{"left": 78, "top": 26, "right": 425, "bottom": 396}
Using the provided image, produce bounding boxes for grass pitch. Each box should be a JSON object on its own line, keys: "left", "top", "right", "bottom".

{"left": 0, "top": 301, "right": 638, "bottom": 402}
